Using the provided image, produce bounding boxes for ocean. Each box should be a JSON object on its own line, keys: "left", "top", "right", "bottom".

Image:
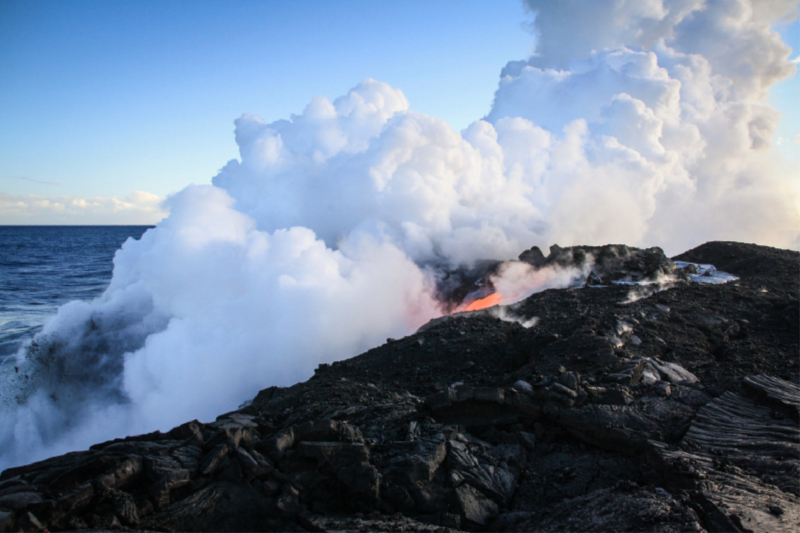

{"left": 0, "top": 226, "right": 152, "bottom": 360}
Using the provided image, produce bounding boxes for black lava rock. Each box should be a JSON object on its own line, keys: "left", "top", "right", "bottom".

{"left": 1, "top": 241, "right": 798, "bottom": 532}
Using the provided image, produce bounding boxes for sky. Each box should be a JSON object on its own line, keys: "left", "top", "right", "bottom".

{"left": 0, "top": 0, "right": 533, "bottom": 224}
{"left": 772, "top": 16, "right": 800, "bottom": 160}
{"left": 0, "top": 0, "right": 797, "bottom": 225}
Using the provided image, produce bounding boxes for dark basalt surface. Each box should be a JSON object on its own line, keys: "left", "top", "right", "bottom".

{"left": 0, "top": 241, "right": 798, "bottom": 532}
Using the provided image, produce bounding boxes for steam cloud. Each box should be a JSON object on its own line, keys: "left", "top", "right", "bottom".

{"left": 1, "top": 0, "right": 798, "bottom": 469}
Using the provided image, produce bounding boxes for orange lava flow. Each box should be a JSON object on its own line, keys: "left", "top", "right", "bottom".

{"left": 463, "top": 292, "right": 502, "bottom": 311}
{"left": 461, "top": 291, "right": 524, "bottom": 312}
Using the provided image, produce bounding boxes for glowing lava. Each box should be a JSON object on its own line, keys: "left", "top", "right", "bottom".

{"left": 462, "top": 292, "right": 522, "bottom": 312}
{"left": 463, "top": 293, "right": 502, "bottom": 311}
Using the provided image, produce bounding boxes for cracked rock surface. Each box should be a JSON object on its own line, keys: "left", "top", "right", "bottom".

{"left": 0, "top": 241, "right": 798, "bottom": 532}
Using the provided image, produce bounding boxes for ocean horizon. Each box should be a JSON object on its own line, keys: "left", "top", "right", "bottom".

{"left": 0, "top": 225, "right": 153, "bottom": 360}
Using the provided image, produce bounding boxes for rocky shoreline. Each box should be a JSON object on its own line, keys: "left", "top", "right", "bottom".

{"left": 0, "top": 241, "right": 798, "bottom": 532}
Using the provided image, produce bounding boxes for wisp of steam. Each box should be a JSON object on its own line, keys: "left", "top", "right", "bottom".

{"left": 1, "top": 0, "right": 797, "bottom": 470}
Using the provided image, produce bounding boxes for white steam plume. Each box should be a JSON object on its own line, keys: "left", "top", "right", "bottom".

{"left": 491, "top": 0, "right": 799, "bottom": 250}
{"left": 0, "top": 185, "right": 440, "bottom": 468}
{"left": 1, "top": 0, "right": 798, "bottom": 470}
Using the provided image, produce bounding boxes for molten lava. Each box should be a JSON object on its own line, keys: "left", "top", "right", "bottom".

{"left": 464, "top": 290, "right": 530, "bottom": 311}
{"left": 463, "top": 293, "right": 502, "bottom": 311}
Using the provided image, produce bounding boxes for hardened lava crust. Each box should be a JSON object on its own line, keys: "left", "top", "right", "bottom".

{"left": 0, "top": 241, "right": 798, "bottom": 532}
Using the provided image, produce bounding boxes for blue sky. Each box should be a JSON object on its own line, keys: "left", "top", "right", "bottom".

{"left": 0, "top": 1, "right": 531, "bottom": 202}
{"left": 0, "top": 0, "right": 797, "bottom": 223}
{"left": 772, "top": 16, "right": 800, "bottom": 166}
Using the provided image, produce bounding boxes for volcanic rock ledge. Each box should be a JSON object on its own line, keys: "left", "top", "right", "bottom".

{"left": 0, "top": 241, "right": 798, "bottom": 532}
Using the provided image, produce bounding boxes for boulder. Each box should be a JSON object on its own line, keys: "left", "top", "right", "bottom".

{"left": 0, "top": 491, "right": 42, "bottom": 511}
{"left": 518, "top": 246, "right": 547, "bottom": 267}
{"left": 387, "top": 439, "right": 447, "bottom": 486}
{"left": 141, "top": 481, "right": 274, "bottom": 532}
{"left": 455, "top": 483, "right": 499, "bottom": 526}
{"left": 198, "top": 444, "right": 229, "bottom": 476}
{"left": 95, "top": 456, "right": 143, "bottom": 489}
{"left": 0, "top": 510, "right": 14, "bottom": 532}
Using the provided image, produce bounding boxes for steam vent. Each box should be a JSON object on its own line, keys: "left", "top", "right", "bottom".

{"left": 0, "top": 241, "right": 798, "bottom": 532}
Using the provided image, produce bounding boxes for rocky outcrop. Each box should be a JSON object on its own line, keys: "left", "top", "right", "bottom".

{"left": 0, "top": 241, "right": 798, "bottom": 532}
{"left": 539, "top": 243, "right": 679, "bottom": 284}
{"left": 649, "top": 381, "right": 800, "bottom": 533}
{"left": 444, "top": 243, "right": 685, "bottom": 309}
